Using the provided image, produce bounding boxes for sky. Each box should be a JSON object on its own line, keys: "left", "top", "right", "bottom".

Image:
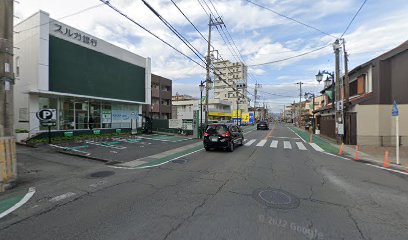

{"left": 14, "top": 0, "right": 408, "bottom": 113}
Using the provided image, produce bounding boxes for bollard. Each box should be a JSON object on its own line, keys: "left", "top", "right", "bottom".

{"left": 383, "top": 151, "right": 390, "bottom": 168}
{"left": 354, "top": 145, "right": 359, "bottom": 161}
{"left": 338, "top": 143, "right": 344, "bottom": 156}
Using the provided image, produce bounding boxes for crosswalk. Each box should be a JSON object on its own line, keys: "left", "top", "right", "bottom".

{"left": 243, "top": 138, "right": 321, "bottom": 152}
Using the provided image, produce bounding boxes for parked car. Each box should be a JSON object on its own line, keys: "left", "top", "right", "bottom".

{"left": 203, "top": 123, "right": 244, "bottom": 152}
{"left": 257, "top": 121, "right": 269, "bottom": 130}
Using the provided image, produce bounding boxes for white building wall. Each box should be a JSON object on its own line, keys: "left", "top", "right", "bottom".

{"left": 13, "top": 11, "right": 152, "bottom": 132}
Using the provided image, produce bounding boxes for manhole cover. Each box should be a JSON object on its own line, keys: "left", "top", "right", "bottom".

{"left": 88, "top": 171, "right": 115, "bottom": 178}
{"left": 172, "top": 159, "right": 187, "bottom": 164}
{"left": 252, "top": 188, "right": 299, "bottom": 209}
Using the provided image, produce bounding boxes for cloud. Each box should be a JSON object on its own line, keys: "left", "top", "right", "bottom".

{"left": 14, "top": 0, "right": 408, "bottom": 114}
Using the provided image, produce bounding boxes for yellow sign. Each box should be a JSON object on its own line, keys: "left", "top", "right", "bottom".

{"left": 208, "top": 112, "right": 232, "bottom": 117}
{"left": 232, "top": 110, "right": 242, "bottom": 118}
{"left": 242, "top": 113, "right": 250, "bottom": 123}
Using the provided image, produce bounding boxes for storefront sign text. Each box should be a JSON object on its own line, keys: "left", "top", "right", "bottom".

{"left": 54, "top": 23, "right": 98, "bottom": 47}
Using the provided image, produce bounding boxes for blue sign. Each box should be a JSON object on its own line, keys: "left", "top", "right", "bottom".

{"left": 392, "top": 100, "right": 399, "bottom": 117}
{"left": 249, "top": 113, "right": 254, "bottom": 124}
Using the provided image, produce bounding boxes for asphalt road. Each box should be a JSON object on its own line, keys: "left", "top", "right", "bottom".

{"left": 1, "top": 124, "right": 408, "bottom": 239}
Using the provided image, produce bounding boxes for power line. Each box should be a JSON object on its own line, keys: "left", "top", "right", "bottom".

{"left": 244, "top": 0, "right": 337, "bottom": 39}
{"left": 170, "top": 0, "right": 208, "bottom": 44}
{"left": 98, "top": 0, "right": 206, "bottom": 69}
{"left": 340, "top": 0, "right": 368, "bottom": 38}
{"left": 140, "top": 0, "right": 206, "bottom": 65}
{"left": 247, "top": 44, "right": 331, "bottom": 67}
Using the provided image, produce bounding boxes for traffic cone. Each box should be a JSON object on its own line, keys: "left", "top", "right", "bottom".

{"left": 383, "top": 151, "right": 390, "bottom": 168}
{"left": 309, "top": 133, "right": 313, "bottom": 143}
{"left": 354, "top": 145, "right": 359, "bottom": 161}
{"left": 338, "top": 143, "right": 344, "bottom": 156}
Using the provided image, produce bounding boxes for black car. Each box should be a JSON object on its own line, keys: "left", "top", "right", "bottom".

{"left": 257, "top": 121, "right": 269, "bottom": 130}
{"left": 203, "top": 123, "right": 244, "bottom": 152}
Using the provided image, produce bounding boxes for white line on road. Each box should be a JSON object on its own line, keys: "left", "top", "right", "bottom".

{"left": 283, "top": 141, "right": 292, "bottom": 149}
{"left": 270, "top": 140, "right": 278, "bottom": 148}
{"left": 310, "top": 143, "right": 324, "bottom": 152}
{"left": 287, "top": 127, "right": 306, "bottom": 143}
{"left": 49, "top": 192, "right": 76, "bottom": 202}
{"left": 245, "top": 139, "right": 256, "bottom": 146}
{"left": 296, "top": 142, "right": 307, "bottom": 150}
{"left": 0, "top": 187, "right": 36, "bottom": 219}
{"left": 85, "top": 141, "right": 127, "bottom": 150}
{"left": 256, "top": 139, "right": 267, "bottom": 147}
{"left": 271, "top": 137, "right": 300, "bottom": 140}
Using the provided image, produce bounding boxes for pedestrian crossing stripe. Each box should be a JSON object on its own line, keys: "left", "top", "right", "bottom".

{"left": 270, "top": 140, "right": 278, "bottom": 148}
{"left": 256, "top": 139, "right": 267, "bottom": 147}
{"left": 283, "top": 141, "right": 292, "bottom": 149}
{"left": 295, "top": 142, "right": 307, "bottom": 151}
{"left": 243, "top": 139, "right": 323, "bottom": 152}
{"left": 245, "top": 139, "right": 256, "bottom": 146}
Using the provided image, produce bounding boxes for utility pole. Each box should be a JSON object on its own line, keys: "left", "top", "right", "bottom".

{"left": 253, "top": 82, "right": 261, "bottom": 123}
{"left": 333, "top": 39, "right": 343, "bottom": 144}
{"left": 343, "top": 39, "right": 350, "bottom": 143}
{"left": 0, "top": 0, "right": 17, "bottom": 190}
{"left": 204, "top": 14, "right": 223, "bottom": 127}
{"left": 296, "top": 81, "right": 303, "bottom": 126}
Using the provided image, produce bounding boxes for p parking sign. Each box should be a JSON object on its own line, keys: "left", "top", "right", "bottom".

{"left": 36, "top": 109, "right": 57, "bottom": 121}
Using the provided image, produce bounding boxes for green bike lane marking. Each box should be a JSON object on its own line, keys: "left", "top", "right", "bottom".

{"left": 0, "top": 195, "right": 24, "bottom": 213}
{"left": 0, "top": 187, "right": 36, "bottom": 219}
{"left": 288, "top": 127, "right": 340, "bottom": 155}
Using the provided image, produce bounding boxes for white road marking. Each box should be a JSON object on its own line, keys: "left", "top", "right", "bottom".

{"left": 310, "top": 143, "right": 324, "bottom": 152}
{"left": 0, "top": 187, "right": 36, "bottom": 220}
{"left": 243, "top": 139, "right": 248, "bottom": 142}
{"left": 296, "top": 142, "right": 307, "bottom": 150}
{"left": 271, "top": 137, "right": 300, "bottom": 140}
{"left": 283, "top": 141, "right": 292, "bottom": 149}
{"left": 287, "top": 127, "right": 306, "bottom": 143}
{"left": 85, "top": 141, "right": 127, "bottom": 150}
{"left": 245, "top": 139, "right": 256, "bottom": 146}
{"left": 49, "top": 192, "right": 76, "bottom": 202}
{"left": 256, "top": 139, "right": 267, "bottom": 147}
{"left": 270, "top": 140, "right": 278, "bottom": 148}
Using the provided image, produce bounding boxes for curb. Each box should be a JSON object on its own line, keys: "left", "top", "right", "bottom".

{"left": 289, "top": 125, "right": 408, "bottom": 175}
{"left": 55, "top": 149, "right": 113, "bottom": 163}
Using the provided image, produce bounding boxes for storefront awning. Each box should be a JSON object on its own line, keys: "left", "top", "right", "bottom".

{"left": 28, "top": 90, "right": 148, "bottom": 105}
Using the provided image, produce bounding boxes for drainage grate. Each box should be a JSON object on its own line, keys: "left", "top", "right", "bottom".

{"left": 88, "top": 171, "right": 115, "bottom": 178}
{"left": 252, "top": 188, "right": 299, "bottom": 209}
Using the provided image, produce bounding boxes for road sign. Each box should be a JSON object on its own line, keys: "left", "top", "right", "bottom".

{"left": 392, "top": 100, "right": 399, "bottom": 116}
{"left": 36, "top": 109, "right": 57, "bottom": 121}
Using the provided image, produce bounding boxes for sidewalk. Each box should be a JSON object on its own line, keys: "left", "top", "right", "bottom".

{"left": 290, "top": 126, "right": 408, "bottom": 171}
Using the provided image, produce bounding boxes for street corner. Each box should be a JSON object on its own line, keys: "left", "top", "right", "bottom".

{"left": 0, "top": 187, "right": 36, "bottom": 220}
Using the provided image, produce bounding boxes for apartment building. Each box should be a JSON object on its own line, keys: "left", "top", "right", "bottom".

{"left": 142, "top": 74, "right": 172, "bottom": 119}
{"left": 213, "top": 60, "right": 249, "bottom": 115}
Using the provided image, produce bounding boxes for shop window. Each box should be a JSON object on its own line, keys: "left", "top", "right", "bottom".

{"left": 60, "top": 98, "right": 74, "bottom": 130}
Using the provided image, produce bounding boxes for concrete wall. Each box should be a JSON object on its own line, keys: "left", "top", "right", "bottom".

{"left": 356, "top": 104, "right": 408, "bottom": 146}
{"left": 13, "top": 11, "right": 48, "bottom": 131}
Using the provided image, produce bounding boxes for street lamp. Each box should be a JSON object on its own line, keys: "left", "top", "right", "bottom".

{"left": 316, "top": 70, "right": 335, "bottom": 109}
{"left": 304, "top": 92, "right": 316, "bottom": 133}
{"left": 199, "top": 82, "right": 205, "bottom": 138}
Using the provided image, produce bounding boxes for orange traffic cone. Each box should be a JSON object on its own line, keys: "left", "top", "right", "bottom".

{"left": 338, "top": 143, "right": 344, "bottom": 156}
{"left": 354, "top": 145, "right": 359, "bottom": 161}
{"left": 383, "top": 151, "right": 390, "bottom": 168}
